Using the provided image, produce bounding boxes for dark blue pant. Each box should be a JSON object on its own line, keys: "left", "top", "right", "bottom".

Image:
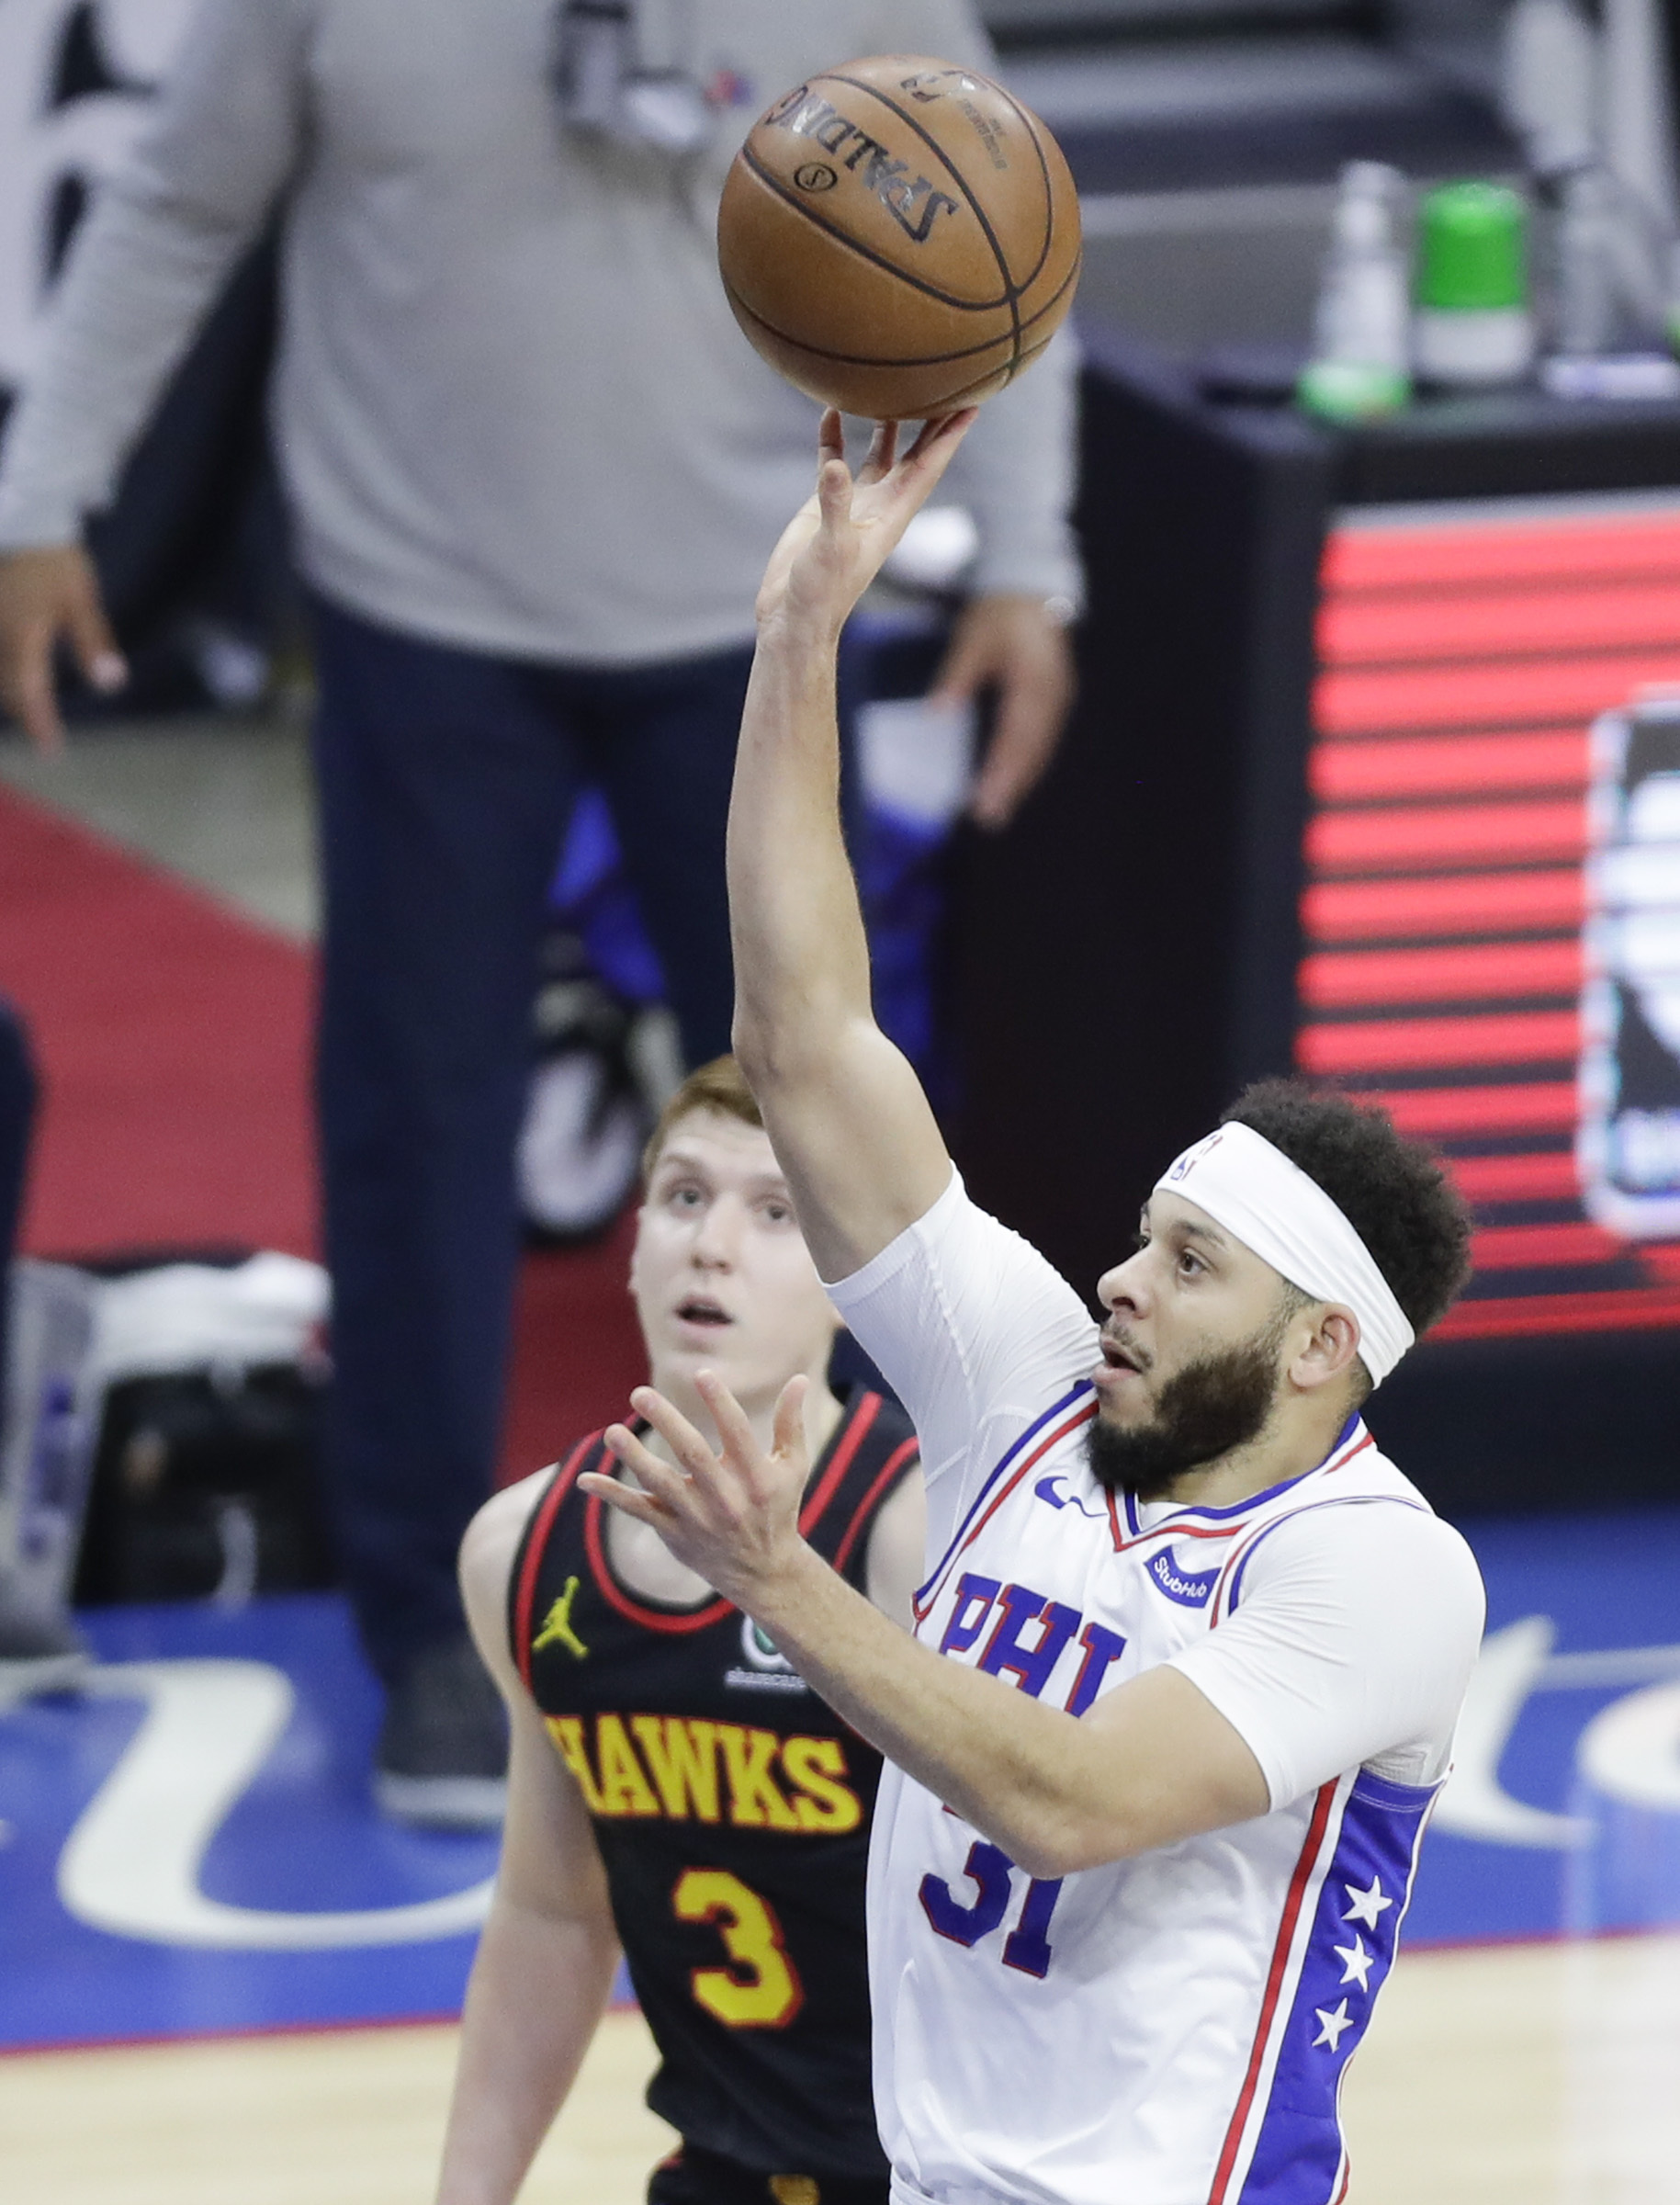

{"left": 0, "top": 1002, "right": 37, "bottom": 1449}
{"left": 310, "top": 596, "right": 746, "bottom": 1682}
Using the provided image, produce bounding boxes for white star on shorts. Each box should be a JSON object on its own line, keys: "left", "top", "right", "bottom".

{"left": 1333, "top": 1932, "right": 1375, "bottom": 1990}
{"left": 1314, "top": 2000, "right": 1355, "bottom": 2052}
{"left": 1341, "top": 1875, "right": 1393, "bottom": 1929}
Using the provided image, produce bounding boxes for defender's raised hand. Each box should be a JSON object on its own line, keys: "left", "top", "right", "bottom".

{"left": 581, "top": 1369, "right": 814, "bottom": 1611}
{"left": 756, "top": 409, "right": 976, "bottom": 639}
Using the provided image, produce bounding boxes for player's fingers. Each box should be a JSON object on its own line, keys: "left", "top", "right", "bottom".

{"left": 772, "top": 1374, "right": 808, "bottom": 1460}
{"left": 578, "top": 1466, "right": 670, "bottom": 1524}
{"left": 599, "top": 1420, "right": 695, "bottom": 1502}
{"left": 857, "top": 419, "right": 897, "bottom": 485}
{"left": 817, "top": 457, "right": 853, "bottom": 531}
{"left": 692, "top": 1368, "right": 771, "bottom": 1479}
{"left": 817, "top": 407, "right": 846, "bottom": 468}
{"left": 903, "top": 407, "right": 976, "bottom": 474}
{"left": 626, "top": 1384, "right": 723, "bottom": 1480}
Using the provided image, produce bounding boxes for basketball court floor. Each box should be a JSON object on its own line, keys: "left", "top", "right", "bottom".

{"left": 2, "top": 720, "right": 1678, "bottom": 2201}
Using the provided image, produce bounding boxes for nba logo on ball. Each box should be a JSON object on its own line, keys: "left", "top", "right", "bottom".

{"left": 716, "top": 54, "right": 1081, "bottom": 420}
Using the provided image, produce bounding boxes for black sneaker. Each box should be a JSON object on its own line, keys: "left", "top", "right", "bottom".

{"left": 374, "top": 1634, "right": 509, "bottom": 1829}
{"left": 0, "top": 1585, "right": 92, "bottom": 1702}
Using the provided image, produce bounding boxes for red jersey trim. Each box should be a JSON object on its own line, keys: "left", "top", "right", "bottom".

{"left": 513, "top": 1436, "right": 597, "bottom": 1689}
{"left": 583, "top": 1485, "right": 734, "bottom": 1634}
{"left": 831, "top": 1433, "right": 920, "bottom": 1578}
{"left": 1206, "top": 1779, "right": 1340, "bottom": 2205}
{"left": 1105, "top": 1428, "right": 1378, "bottom": 1560}
{"left": 798, "top": 1389, "right": 881, "bottom": 1531}
{"left": 912, "top": 1401, "right": 1097, "bottom": 1627}
{"left": 581, "top": 1391, "right": 889, "bottom": 1635}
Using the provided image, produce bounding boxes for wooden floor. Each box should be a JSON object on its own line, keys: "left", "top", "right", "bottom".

{"left": 4, "top": 1936, "right": 1676, "bottom": 2205}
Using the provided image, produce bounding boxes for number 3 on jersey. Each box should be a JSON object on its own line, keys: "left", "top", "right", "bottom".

{"left": 919, "top": 1840, "right": 1064, "bottom": 1979}
{"left": 671, "top": 1868, "right": 805, "bottom": 2027}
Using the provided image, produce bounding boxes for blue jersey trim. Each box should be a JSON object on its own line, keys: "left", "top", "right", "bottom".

{"left": 914, "top": 1378, "right": 1095, "bottom": 1610}
{"left": 1122, "top": 1416, "right": 1366, "bottom": 1539}
{"left": 1235, "top": 1774, "right": 1436, "bottom": 2204}
{"left": 1224, "top": 1493, "right": 1431, "bottom": 1616}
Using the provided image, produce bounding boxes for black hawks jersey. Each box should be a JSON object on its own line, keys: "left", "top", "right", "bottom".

{"left": 510, "top": 1385, "right": 919, "bottom": 2179}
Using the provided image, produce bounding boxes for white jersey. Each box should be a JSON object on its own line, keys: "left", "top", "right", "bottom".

{"left": 829, "top": 1172, "right": 1485, "bottom": 2205}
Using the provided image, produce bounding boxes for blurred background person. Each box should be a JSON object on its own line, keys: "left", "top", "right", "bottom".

{"left": 0, "top": 0, "right": 1077, "bottom": 1825}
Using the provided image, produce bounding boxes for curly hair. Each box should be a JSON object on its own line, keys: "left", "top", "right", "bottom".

{"left": 1218, "top": 1079, "right": 1472, "bottom": 1354}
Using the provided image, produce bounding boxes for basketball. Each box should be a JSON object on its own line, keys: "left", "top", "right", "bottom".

{"left": 716, "top": 55, "right": 1081, "bottom": 421}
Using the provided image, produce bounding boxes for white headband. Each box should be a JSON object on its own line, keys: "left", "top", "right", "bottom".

{"left": 1154, "top": 1121, "right": 1415, "bottom": 1385}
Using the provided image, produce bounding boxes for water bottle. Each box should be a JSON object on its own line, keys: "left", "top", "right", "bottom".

{"left": 1297, "top": 163, "right": 1413, "bottom": 421}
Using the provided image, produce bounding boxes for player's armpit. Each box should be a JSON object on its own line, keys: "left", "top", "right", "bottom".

{"left": 863, "top": 1467, "right": 927, "bottom": 1629}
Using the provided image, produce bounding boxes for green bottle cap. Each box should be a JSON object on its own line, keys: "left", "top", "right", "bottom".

{"left": 1415, "top": 181, "right": 1528, "bottom": 311}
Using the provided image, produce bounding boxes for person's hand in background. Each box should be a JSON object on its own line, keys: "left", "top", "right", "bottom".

{"left": 0, "top": 545, "right": 128, "bottom": 753}
{"left": 932, "top": 590, "right": 1076, "bottom": 831}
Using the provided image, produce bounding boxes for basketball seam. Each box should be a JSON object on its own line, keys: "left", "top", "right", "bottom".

{"left": 824, "top": 72, "right": 1023, "bottom": 373}
{"left": 722, "top": 263, "right": 1074, "bottom": 373}
{"left": 988, "top": 87, "right": 1061, "bottom": 298}
{"left": 738, "top": 144, "right": 1018, "bottom": 315}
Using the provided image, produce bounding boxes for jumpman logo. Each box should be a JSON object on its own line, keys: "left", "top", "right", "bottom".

{"left": 533, "top": 1577, "right": 589, "bottom": 1660}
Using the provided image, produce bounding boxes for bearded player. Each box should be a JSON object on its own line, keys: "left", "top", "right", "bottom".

{"left": 584, "top": 412, "right": 1487, "bottom": 2205}
{"left": 436, "top": 1057, "right": 922, "bottom": 2205}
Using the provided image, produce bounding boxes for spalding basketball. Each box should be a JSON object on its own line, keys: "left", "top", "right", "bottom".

{"left": 716, "top": 55, "right": 1080, "bottom": 420}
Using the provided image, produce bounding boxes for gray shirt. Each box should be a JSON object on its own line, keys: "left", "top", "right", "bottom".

{"left": 0, "top": 0, "right": 1080, "bottom": 665}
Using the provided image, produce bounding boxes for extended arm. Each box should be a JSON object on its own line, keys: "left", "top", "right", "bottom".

{"left": 582, "top": 1378, "right": 1269, "bottom": 1879}
{"left": 434, "top": 1481, "right": 621, "bottom": 2205}
{"left": 729, "top": 412, "right": 975, "bottom": 1282}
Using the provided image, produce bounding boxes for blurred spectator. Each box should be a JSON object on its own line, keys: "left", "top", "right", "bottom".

{"left": 0, "top": 0, "right": 1079, "bottom": 1825}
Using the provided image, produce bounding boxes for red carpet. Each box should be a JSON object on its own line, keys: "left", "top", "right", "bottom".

{"left": 0, "top": 783, "right": 642, "bottom": 1479}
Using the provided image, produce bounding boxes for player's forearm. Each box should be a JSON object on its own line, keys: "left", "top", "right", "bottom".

{"left": 727, "top": 606, "right": 874, "bottom": 1076}
{"left": 434, "top": 1894, "right": 620, "bottom": 2205}
{"left": 745, "top": 1541, "right": 1162, "bottom": 1878}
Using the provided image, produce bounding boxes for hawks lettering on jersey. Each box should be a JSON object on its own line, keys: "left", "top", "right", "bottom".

{"left": 544, "top": 1711, "right": 863, "bottom": 1832}
{"left": 509, "top": 1384, "right": 918, "bottom": 2180}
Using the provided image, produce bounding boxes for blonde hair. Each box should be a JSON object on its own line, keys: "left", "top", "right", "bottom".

{"left": 640, "top": 1056, "right": 763, "bottom": 1186}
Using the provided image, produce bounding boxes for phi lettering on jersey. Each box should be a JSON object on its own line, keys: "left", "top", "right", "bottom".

{"left": 546, "top": 1713, "right": 863, "bottom": 1833}
{"left": 937, "top": 1573, "right": 1127, "bottom": 1716}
